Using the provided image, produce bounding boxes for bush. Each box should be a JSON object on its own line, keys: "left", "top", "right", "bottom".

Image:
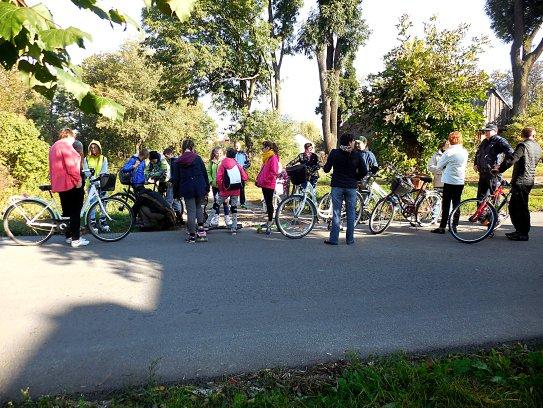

{"left": 505, "top": 98, "right": 543, "bottom": 143}
{"left": 0, "top": 112, "right": 49, "bottom": 187}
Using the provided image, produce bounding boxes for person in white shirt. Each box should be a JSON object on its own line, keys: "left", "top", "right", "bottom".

{"left": 427, "top": 139, "right": 449, "bottom": 190}
{"left": 431, "top": 131, "right": 469, "bottom": 234}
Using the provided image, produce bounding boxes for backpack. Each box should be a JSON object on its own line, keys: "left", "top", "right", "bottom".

{"left": 119, "top": 157, "right": 135, "bottom": 185}
{"left": 133, "top": 189, "right": 176, "bottom": 230}
{"left": 224, "top": 165, "right": 242, "bottom": 190}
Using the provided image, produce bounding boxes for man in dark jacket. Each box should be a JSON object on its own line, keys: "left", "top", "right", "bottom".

{"left": 322, "top": 133, "right": 368, "bottom": 246}
{"left": 495, "top": 127, "right": 542, "bottom": 241}
{"left": 474, "top": 123, "right": 514, "bottom": 199}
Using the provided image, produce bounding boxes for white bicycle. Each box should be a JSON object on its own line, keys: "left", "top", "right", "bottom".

{"left": 3, "top": 173, "right": 133, "bottom": 245}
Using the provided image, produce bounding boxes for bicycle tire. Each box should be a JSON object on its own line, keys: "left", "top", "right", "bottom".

{"left": 86, "top": 197, "right": 133, "bottom": 242}
{"left": 3, "top": 199, "right": 56, "bottom": 246}
{"left": 369, "top": 196, "right": 396, "bottom": 234}
{"left": 416, "top": 191, "right": 442, "bottom": 227}
{"left": 275, "top": 194, "right": 317, "bottom": 239}
{"left": 110, "top": 192, "right": 136, "bottom": 208}
{"left": 448, "top": 198, "right": 497, "bottom": 244}
{"left": 358, "top": 190, "right": 378, "bottom": 223}
{"left": 317, "top": 192, "right": 332, "bottom": 221}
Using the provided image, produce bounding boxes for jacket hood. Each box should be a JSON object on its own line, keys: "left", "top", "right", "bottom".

{"left": 177, "top": 151, "right": 198, "bottom": 166}
{"left": 88, "top": 140, "right": 102, "bottom": 155}
{"left": 221, "top": 157, "right": 238, "bottom": 169}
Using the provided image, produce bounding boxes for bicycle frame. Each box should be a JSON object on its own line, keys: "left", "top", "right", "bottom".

{"left": 8, "top": 195, "right": 62, "bottom": 229}
{"left": 469, "top": 183, "right": 510, "bottom": 223}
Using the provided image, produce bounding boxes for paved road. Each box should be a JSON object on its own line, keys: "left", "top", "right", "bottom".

{"left": 1, "top": 215, "right": 543, "bottom": 402}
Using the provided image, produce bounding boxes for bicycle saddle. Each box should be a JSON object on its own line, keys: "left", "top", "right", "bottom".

{"left": 419, "top": 176, "right": 432, "bottom": 183}
{"left": 39, "top": 185, "right": 52, "bottom": 191}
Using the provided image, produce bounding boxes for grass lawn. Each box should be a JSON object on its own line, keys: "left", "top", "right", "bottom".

{"left": 11, "top": 344, "right": 543, "bottom": 407}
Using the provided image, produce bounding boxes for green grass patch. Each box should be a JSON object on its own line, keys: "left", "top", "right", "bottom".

{"left": 9, "top": 344, "right": 543, "bottom": 407}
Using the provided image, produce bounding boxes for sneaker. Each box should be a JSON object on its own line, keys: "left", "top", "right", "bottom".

{"left": 71, "top": 237, "right": 90, "bottom": 248}
{"left": 265, "top": 224, "right": 272, "bottom": 235}
{"left": 196, "top": 228, "right": 208, "bottom": 242}
{"left": 99, "top": 222, "right": 110, "bottom": 232}
{"left": 206, "top": 214, "right": 219, "bottom": 228}
{"left": 324, "top": 240, "right": 338, "bottom": 245}
{"left": 230, "top": 227, "right": 237, "bottom": 235}
{"left": 89, "top": 220, "right": 98, "bottom": 232}
{"left": 240, "top": 204, "right": 248, "bottom": 210}
{"left": 431, "top": 227, "right": 445, "bottom": 234}
{"left": 65, "top": 237, "right": 72, "bottom": 244}
{"left": 505, "top": 231, "right": 519, "bottom": 238}
{"left": 508, "top": 234, "right": 529, "bottom": 241}
{"left": 225, "top": 215, "right": 232, "bottom": 226}
{"left": 186, "top": 233, "right": 196, "bottom": 243}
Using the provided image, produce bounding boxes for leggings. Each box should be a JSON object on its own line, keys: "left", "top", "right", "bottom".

{"left": 439, "top": 183, "right": 464, "bottom": 229}
{"left": 212, "top": 187, "right": 230, "bottom": 215}
{"left": 262, "top": 187, "right": 274, "bottom": 222}
{"left": 58, "top": 186, "right": 84, "bottom": 240}
{"left": 184, "top": 196, "right": 205, "bottom": 234}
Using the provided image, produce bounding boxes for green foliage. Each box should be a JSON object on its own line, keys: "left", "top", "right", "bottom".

{"left": 505, "top": 96, "right": 543, "bottom": 142}
{"left": 485, "top": 0, "right": 543, "bottom": 43}
{"left": 297, "top": 120, "right": 323, "bottom": 149}
{"left": 360, "top": 16, "right": 489, "bottom": 168}
{"left": 491, "top": 61, "right": 543, "bottom": 106}
{"left": 0, "top": 112, "right": 49, "bottom": 187}
{"left": 0, "top": 67, "right": 33, "bottom": 114}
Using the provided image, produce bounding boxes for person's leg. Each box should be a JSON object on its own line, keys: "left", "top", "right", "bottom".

{"left": 240, "top": 181, "right": 246, "bottom": 206}
{"left": 58, "top": 190, "right": 71, "bottom": 239}
{"left": 70, "top": 187, "right": 84, "bottom": 240}
{"left": 344, "top": 188, "right": 357, "bottom": 244}
{"left": 230, "top": 196, "right": 239, "bottom": 231}
{"left": 212, "top": 187, "right": 220, "bottom": 215}
{"left": 185, "top": 198, "right": 196, "bottom": 236}
{"left": 438, "top": 184, "right": 453, "bottom": 229}
{"left": 328, "top": 187, "right": 342, "bottom": 245}
{"left": 510, "top": 185, "right": 531, "bottom": 236}
{"left": 476, "top": 176, "right": 491, "bottom": 200}
{"left": 262, "top": 188, "right": 274, "bottom": 223}
{"left": 450, "top": 184, "right": 464, "bottom": 228}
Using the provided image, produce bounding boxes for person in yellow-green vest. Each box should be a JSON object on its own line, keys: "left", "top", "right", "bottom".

{"left": 84, "top": 140, "right": 109, "bottom": 231}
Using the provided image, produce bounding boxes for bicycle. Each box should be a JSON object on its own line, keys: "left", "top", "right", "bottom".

{"left": 3, "top": 173, "right": 133, "bottom": 245}
{"left": 448, "top": 178, "right": 510, "bottom": 244}
{"left": 369, "top": 172, "right": 441, "bottom": 234}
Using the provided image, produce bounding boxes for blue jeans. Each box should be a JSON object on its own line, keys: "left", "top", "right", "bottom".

{"left": 330, "top": 187, "right": 357, "bottom": 244}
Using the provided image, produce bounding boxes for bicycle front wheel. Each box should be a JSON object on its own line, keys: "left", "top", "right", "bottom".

{"left": 317, "top": 192, "right": 332, "bottom": 221}
{"left": 275, "top": 194, "right": 317, "bottom": 239}
{"left": 448, "top": 198, "right": 497, "bottom": 244}
{"left": 87, "top": 197, "right": 133, "bottom": 242}
{"left": 369, "top": 197, "right": 396, "bottom": 234}
{"left": 416, "top": 191, "right": 442, "bottom": 227}
{"left": 359, "top": 190, "right": 378, "bottom": 223}
{"left": 3, "top": 199, "right": 56, "bottom": 245}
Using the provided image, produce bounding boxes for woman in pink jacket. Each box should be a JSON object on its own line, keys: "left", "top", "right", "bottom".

{"left": 216, "top": 147, "right": 249, "bottom": 235}
{"left": 256, "top": 140, "right": 279, "bottom": 235}
{"left": 49, "top": 128, "right": 87, "bottom": 247}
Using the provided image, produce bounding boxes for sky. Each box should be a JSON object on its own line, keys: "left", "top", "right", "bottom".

{"left": 31, "top": 0, "right": 513, "bottom": 135}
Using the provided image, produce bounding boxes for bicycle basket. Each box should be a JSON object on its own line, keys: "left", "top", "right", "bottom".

{"left": 390, "top": 176, "right": 413, "bottom": 196}
{"left": 100, "top": 173, "right": 117, "bottom": 191}
{"left": 118, "top": 170, "right": 132, "bottom": 185}
{"left": 286, "top": 164, "right": 307, "bottom": 186}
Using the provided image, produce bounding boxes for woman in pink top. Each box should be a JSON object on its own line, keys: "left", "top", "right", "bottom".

{"left": 49, "top": 128, "right": 87, "bottom": 247}
{"left": 256, "top": 140, "right": 279, "bottom": 234}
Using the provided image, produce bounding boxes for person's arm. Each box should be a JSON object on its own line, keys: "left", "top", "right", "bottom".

{"left": 63, "top": 147, "right": 82, "bottom": 187}
{"left": 358, "top": 155, "right": 368, "bottom": 180}
{"left": 240, "top": 164, "right": 248, "bottom": 182}
{"left": 202, "top": 159, "right": 210, "bottom": 192}
{"left": 121, "top": 157, "right": 135, "bottom": 172}
{"left": 171, "top": 162, "right": 180, "bottom": 198}
{"left": 436, "top": 151, "right": 449, "bottom": 171}
{"left": 322, "top": 151, "right": 334, "bottom": 173}
{"left": 100, "top": 157, "right": 108, "bottom": 175}
{"left": 286, "top": 154, "right": 301, "bottom": 168}
{"left": 498, "top": 143, "right": 525, "bottom": 173}
{"left": 498, "top": 137, "right": 514, "bottom": 158}
{"left": 427, "top": 153, "right": 438, "bottom": 174}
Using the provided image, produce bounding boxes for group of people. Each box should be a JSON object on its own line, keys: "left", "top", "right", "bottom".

{"left": 427, "top": 123, "right": 542, "bottom": 241}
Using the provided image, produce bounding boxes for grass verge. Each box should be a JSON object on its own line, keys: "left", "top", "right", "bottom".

{"left": 8, "top": 344, "right": 543, "bottom": 407}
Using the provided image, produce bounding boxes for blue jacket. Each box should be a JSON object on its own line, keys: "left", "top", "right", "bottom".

{"left": 359, "top": 149, "right": 379, "bottom": 174}
{"left": 171, "top": 151, "right": 210, "bottom": 199}
{"left": 234, "top": 151, "right": 250, "bottom": 169}
{"left": 122, "top": 155, "right": 146, "bottom": 186}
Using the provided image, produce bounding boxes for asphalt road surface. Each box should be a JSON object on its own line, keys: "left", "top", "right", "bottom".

{"left": 1, "top": 215, "right": 542, "bottom": 402}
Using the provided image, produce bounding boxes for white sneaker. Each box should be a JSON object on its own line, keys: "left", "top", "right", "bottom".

{"left": 225, "top": 214, "right": 232, "bottom": 226}
{"left": 65, "top": 238, "right": 72, "bottom": 244}
{"left": 209, "top": 214, "right": 219, "bottom": 227}
{"left": 71, "top": 237, "right": 90, "bottom": 248}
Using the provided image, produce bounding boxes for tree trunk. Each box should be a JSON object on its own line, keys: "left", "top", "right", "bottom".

{"left": 511, "top": 62, "right": 531, "bottom": 117}
{"left": 329, "top": 69, "right": 341, "bottom": 148}
{"left": 317, "top": 48, "right": 333, "bottom": 152}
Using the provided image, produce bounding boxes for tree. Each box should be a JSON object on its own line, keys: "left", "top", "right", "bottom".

{"left": 0, "top": 0, "right": 195, "bottom": 121}
{"left": 490, "top": 61, "right": 543, "bottom": 105}
{"left": 0, "top": 67, "right": 33, "bottom": 114}
{"left": 360, "top": 16, "right": 489, "bottom": 167}
{"left": 505, "top": 94, "right": 543, "bottom": 141}
{"left": 297, "top": 0, "right": 369, "bottom": 153}
{"left": 486, "top": 0, "right": 543, "bottom": 116}
{"left": 267, "top": 0, "right": 303, "bottom": 112}
{"left": 143, "top": 0, "right": 273, "bottom": 116}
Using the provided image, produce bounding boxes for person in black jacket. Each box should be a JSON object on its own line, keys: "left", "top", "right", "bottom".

{"left": 171, "top": 139, "right": 210, "bottom": 243}
{"left": 474, "top": 123, "right": 513, "bottom": 199}
{"left": 287, "top": 142, "right": 320, "bottom": 189}
{"left": 495, "top": 127, "right": 542, "bottom": 241}
{"left": 322, "top": 133, "right": 368, "bottom": 245}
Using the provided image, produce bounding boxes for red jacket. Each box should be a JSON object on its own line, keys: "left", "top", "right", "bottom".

{"left": 216, "top": 158, "right": 248, "bottom": 197}
{"left": 49, "top": 138, "right": 82, "bottom": 193}
{"left": 256, "top": 154, "right": 279, "bottom": 190}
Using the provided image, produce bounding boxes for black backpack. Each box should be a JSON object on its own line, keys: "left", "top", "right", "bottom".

{"left": 223, "top": 165, "right": 242, "bottom": 190}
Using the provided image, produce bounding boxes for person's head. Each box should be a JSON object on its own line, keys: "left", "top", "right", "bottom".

{"left": 58, "top": 128, "right": 75, "bottom": 140}
{"left": 521, "top": 127, "right": 536, "bottom": 140}
{"left": 89, "top": 142, "right": 101, "bottom": 157}
{"left": 182, "top": 139, "right": 195, "bottom": 152}
{"left": 210, "top": 147, "right": 222, "bottom": 161}
{"left": 138, "top": 148, "right": 150, "bottom": 160}
{"left": 262, "top": 140, "right": 279, "bottom": 155}
{"left": 234, "top": 141, "right": 242, "bottom": 152}
{"left": 149, "top": 150, "right": 160, "bottom": 163}
{"left": 438, "top": 139, "right": 450, "bottom": 152}
{"left": 163, "top": 147, "right": 174, "bottom": 159}
{"left": 226, "top": 147, "right": 236, "bottom": 159}
{"left": 483, "top": 123, "right": 498, "bottom": 139}
{"left": 72, "top": 140, "right": 84, "bottom": 157}
{"left": 356, "top": 136, "right": 367, "bottom": 151}
{"left": 448, "top": 131, "right": 463, "bottom": 146}
{"left": 339, "top": 133, "right": 355, "bottom": 151}
{"left": 304, "top": 142, "right": 314, "bottom": 154}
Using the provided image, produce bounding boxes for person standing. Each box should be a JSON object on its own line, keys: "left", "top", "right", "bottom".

{"left": 206, "top": 147, "right": 231, "bottom": 227}
{"left": 256, "top": 141, "right": 279, "bottom": 235}
{"left": 496, "top": 127, "right": 542, "bottom": 241}
{"left": 355, "top": 136, "right": 379, "bottom": 174}
{"left": 84, "top": 140, "right": 109, "bottom": 231}
{"left": 322, "top": 133, "right": 367, "bottom": 245}
{"left": 234, "top": 141, "right": 251, "bottom": 208}
{"left": 163, "top": 147, "right": 184, "bottom": 225}
{"left": 427, "top": 140, "right": 449, "bottom": 190}
{"left": 49, "top": 128, "right": 88, "bottom": 247}
{"left": 287, "top": 142, "right": 320, "bottom": 189}
{"left": 171, "top": 139, "right": 210, "bottom": 243}
{"left": 474, "top": 123, "right": 513, "bottom": 199}
{"left": 216, "top": 147, "right": 249, "bottom": 235}
{"left": 431, "top": 132, "right": 469, "bottom": 234}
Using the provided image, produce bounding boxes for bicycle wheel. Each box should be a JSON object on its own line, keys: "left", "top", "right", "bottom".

{"left": 448, "top": 198, "right": 497, "bottom": 244}
{"left": 359, "top": 190, "right": 378, "bottom": 223}
{"left": 317, "top": 192, "right": 332, "bottom": 221}
{"left": 416, "top": 191, "right": 442, "bottom": 227}
{"left": 86, "top": 197, "right": 133, "bottom": 242}
{"left": 353, "top": 191, "right": 364, "bottom": 224}
{"left": 369, "top": 197, "right": 396, "bottom": 234}
{"left": 110, "top": 192, "right": 136, "bottom": 208}
{"left": 275, "top": 194, "right": 317, "bottom": 239}
{"left": 3, "top": 199, "right": 56, "bottom": 245}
